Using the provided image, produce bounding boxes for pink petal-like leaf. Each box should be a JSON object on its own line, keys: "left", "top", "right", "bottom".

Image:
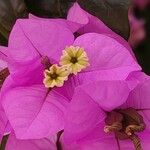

{"left": 74, "top": 33, "right": 140, "bottom": 77}
{"left": 2, "top": 84, "right": 69, "bottom": 139}
{"left": 79, "top": 81, "right": 131, "bottom": 111}
{"left": 8, "top": 19, "right": 74, "bottom": 63}
{"left": 6, "top": 132, "right": 57, "bottom": 150}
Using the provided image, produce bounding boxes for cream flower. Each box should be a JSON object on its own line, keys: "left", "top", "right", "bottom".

{"left": 60, "top": 46, "right": 89, "bottom": 74}
{"left": 43, "top": 64, "right": 69, "bottom": 88}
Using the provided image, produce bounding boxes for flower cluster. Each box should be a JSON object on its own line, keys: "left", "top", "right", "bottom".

{"left": 0, "top": 2, "right": 149, "bottom": 150}
{"left": 44, "top": 46, "right": 89, "bottom": 88}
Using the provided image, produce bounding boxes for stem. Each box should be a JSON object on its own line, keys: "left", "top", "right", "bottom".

{"left": 130, "top": 134, "right": 142, "bottom": 150}
{"left": 0, "top": 134, "right": 9, "bottom": 150}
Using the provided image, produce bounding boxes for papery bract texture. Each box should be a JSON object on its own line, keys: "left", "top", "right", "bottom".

{"left": 5, "top": 133, "right": 57, "bottom": 150}
{"left": 63, "top": 72, "right": 150, "bottom": 150}
{"left": 0, "top": 2, "right": 141, "bottom": 140}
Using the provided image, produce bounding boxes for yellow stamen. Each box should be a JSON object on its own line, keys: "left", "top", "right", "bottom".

{"left": 60, "top": 46, "right": 89, "bottom": 75}
{"left": 43, "top": 64, "right": 69, "bottom": 88}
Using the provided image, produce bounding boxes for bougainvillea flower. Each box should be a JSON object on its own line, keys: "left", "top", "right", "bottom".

{"left": 60, "top": 46, "right": 89, "bottom": 74}
{"left": 63, "top": 72, "right": 150, "bottom": 150}
{"left": 43, "top": 64, "right": 69, "bottom": 88}
{"left": 5, "top": 132, "right": 57, "bottom": 150}
{"left": 0, "top": 3, "right": 140, "bottom": 140}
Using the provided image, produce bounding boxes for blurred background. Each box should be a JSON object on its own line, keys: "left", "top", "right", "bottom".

{"left": 133, "top": 1, "right": 150, "bottom": 74}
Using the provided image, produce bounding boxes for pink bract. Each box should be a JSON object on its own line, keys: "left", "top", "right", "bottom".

{"left": 5, "top": 132, "right": 57, "bottom": 150}
{"left": 63, "top": 72, "right": 150, "bottom": 150}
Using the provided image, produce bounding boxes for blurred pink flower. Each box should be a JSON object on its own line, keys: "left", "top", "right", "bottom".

{"left": 134, "top": 0, "right": 150, "bottom": 10}
{"left": 128, "top": 9, "right": 146, "bottom": 48}
{"left": 63, "top": 72, "right": 150, "bottom": 150}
